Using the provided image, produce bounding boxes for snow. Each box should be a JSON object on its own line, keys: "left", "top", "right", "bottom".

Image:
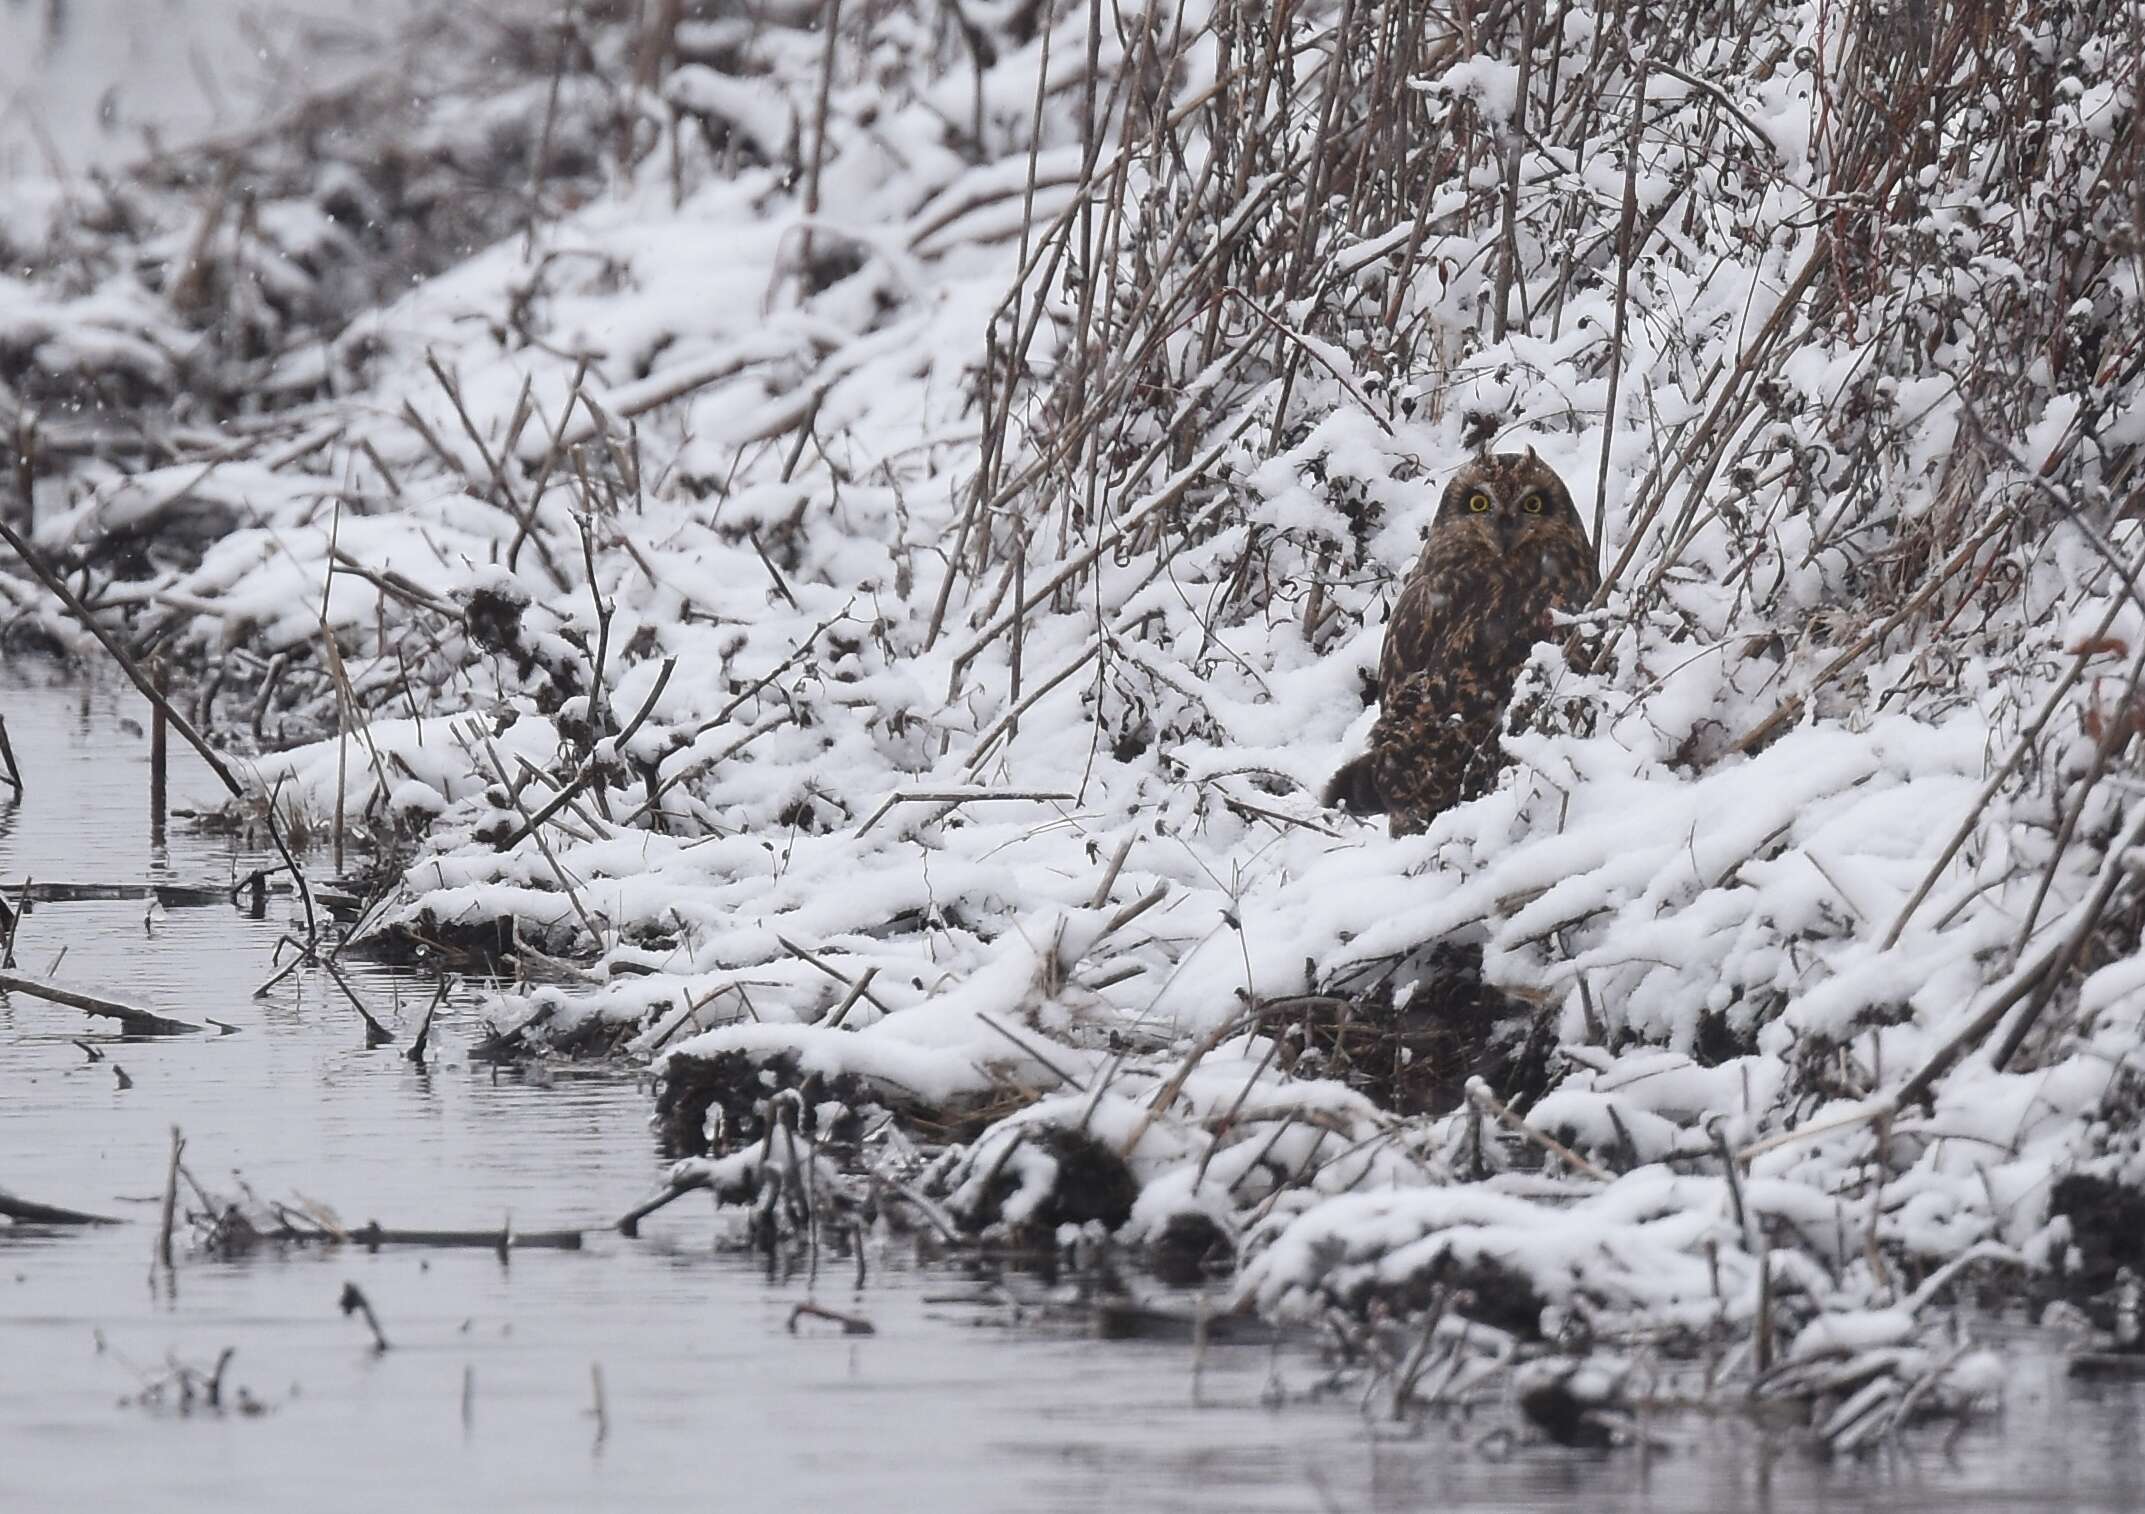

{"left": 4, "top": 0, "right": 2140, "bottom": 1406}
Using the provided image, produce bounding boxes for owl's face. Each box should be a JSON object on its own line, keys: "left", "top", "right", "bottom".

{"left": 1430, "top": 450, "right": 1586, "bottom": 558}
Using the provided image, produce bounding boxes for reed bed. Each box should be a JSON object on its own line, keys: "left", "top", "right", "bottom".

{"left": 4, "top": 0, "right": 2143, "bottom": 1436}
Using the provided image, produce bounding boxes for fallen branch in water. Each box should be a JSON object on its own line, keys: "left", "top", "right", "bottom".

{"left": 228, "top": 1208, "right": 584, "bottom": 1254}
{"left": 348, "top": 1220, "right": 583, "bottom": 1252}
{"left": 0, "top": 882, "right": 242, "bottom": 907}
{"left": 788, "top": 1300, "right": 875, "bottom": 1335}
{"left": 0, "top": 1187, "right": 121, "bottom": 1225}
{"left": 616, "top": 1168, "right": 713, "bottom": 1236}
{"left": 614, "top": 1154, "right": 766, "bottom": 1236}
{"left": 0, "top": 971, "right": 206, "bottom": 1035}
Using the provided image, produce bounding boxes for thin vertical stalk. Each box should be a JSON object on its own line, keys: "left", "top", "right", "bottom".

{"left": 1593, "top": 58, "right": 1646, "bottom": 556}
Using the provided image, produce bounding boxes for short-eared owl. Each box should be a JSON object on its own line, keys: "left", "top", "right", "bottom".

{"left": 1325, "top": 450, "right": 1598, "bottom": 836}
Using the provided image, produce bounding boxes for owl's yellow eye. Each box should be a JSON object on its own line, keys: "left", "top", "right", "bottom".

{"left": 1521, "top": 494, "right": 1544, "bottom": 514}
{"left": 1467, "top": 493, "right": 1491, "bottom": 513}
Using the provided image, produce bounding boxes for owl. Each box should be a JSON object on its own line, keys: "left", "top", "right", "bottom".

{"left": 1324, "top": 450, "right": 1599, "bottom": 836}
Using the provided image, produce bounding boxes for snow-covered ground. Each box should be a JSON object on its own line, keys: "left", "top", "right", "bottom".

{"left": 6, "top": 0, "right": 2143, "bottom": 1432}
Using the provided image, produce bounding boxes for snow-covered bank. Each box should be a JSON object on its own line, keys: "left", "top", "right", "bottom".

{"left": 8, "top": 0, "right": 2145, "bottom": 1434}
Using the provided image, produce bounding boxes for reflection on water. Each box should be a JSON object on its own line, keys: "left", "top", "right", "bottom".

{"left": 5, "top": 667, "right": 2145, "bottom": 1513}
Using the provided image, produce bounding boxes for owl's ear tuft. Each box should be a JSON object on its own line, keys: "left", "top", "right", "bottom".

{"left": 1524, "top": 444, "right": 1540, "bottom": 464}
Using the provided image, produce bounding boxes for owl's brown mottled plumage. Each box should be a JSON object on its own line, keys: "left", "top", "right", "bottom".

{"left": 1325, "top": 451, "right": 1598, "bottom": 836}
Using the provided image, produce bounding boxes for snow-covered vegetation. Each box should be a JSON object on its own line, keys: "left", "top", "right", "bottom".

{"left": 6, "top": 0, "right": 2144, "bottom": 1437}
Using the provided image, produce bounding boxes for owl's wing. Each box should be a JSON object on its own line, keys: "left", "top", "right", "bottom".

{"left": 1378, "top": 561, "right": 1452, "bottom": 695}
{"left": 1556, "top": 529, "right": 1603, "bottom": 606}
{"left": 1535, "top": 530, "right": 1602, "bottom": 634}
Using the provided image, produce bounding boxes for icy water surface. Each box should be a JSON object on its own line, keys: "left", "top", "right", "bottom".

{"left": 6, "top": 671, "right": 2145, "bottom": 1512}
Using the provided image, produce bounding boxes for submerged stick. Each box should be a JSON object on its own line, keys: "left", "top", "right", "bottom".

{"left": 348, "top": 1221, "right": 583, "bottom": 1251}
{"left": 407, "top": 978, "right": 449, "bottom": 1065}
{"left": 157, "top": 1126, "right": 185, "bottom": 1271}
{"left": 787, "top": 1301, "right": 875, "bottom": 1336}
{"left": 0, "top": 1187, "right": 120, "bottom": 1225}
{"left": 0, "top": 714, "right": 21, "bottom": 793}
{"left": 0, "top": 970, "right": 205, "bottom": 1035}
{"left": 0, "top": 880, "right": 23, "bottom": 968}
{"left": 615, "top": 1167, "right": 714, "bottom": 1236}
{"left": 320, "top": 957, "right": 394, "bottom": 1045}
{"left": 6, "top": 882, "right": 235, "bottom": 907}
{"left": 338, "top": 1281, "right": 391, "bottom": 1352}
{"left": 149, "top": 658, "right": 168, "bottom": 841}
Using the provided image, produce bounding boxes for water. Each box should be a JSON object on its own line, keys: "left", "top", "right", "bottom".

{"left": 6, "top": 675, "right": 2145, "bottom": 1510}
